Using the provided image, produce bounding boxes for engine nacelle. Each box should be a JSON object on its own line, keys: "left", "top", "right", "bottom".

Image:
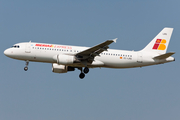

{"left": 57, "top": 54, "right": 75, "bottom": 65}
{"left": 52, "top": 63, "right": 75, "bottom": 73}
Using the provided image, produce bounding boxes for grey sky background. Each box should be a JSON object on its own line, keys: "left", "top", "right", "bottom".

{"left": 1, "top": 0, "right": 180, "bottom": 120}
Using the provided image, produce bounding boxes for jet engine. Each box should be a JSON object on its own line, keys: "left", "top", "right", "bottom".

{"left": 57, "top": 54, "right": 75, "bottom": 65}
{"left": 52, "top": 63, "right": 75, "bottom": 73}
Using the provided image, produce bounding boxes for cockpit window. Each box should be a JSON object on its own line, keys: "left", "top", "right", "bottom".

{"left": 12, "top": 45, "right": 20, "bottom": 48}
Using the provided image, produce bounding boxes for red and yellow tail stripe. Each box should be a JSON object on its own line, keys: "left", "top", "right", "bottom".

{"left": 152, "top": 39, "right": 166, "bottom": 50}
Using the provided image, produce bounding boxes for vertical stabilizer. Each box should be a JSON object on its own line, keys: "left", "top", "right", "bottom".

{"left": 142, "top": 27, "right": 173, "bottom": 54}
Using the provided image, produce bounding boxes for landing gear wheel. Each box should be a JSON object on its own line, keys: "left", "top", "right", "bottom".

{"left": 84, "top": 67, "right": 89, "bottom": 74}
{"left": 24, "top": 60, "right": 29, "bottom": 71}
{"left": 79, "top": 73, "right": 85, "bottom": 79}
{"left": 24, "top": 67, "right": 28, "bottom": 71}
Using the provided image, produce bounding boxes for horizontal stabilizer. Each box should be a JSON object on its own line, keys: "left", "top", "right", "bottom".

{"left": 153, "top": 52, "right": 175, "bottom": 60}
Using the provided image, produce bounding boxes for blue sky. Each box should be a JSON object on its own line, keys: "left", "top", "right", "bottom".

{"left": 1, "top": 0, "right": 180, "bottom": 120}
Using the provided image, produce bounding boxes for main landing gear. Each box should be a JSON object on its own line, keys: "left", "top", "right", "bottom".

{"left": 78, "top": 67, "right": 89, "bottom": 79}
{"left": 24, "top": 60, "right": 29, "bottom": 71}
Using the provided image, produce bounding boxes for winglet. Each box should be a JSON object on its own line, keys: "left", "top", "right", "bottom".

{"left": 112, "top": 38, "right": 118, "bottom": 43}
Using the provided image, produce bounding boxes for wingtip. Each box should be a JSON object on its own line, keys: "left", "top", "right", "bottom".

{"left": 113, "top": 38, "right": 118, "bottom": 43}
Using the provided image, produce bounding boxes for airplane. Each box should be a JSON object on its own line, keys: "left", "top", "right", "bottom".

{"left": 4, "top": 27, "right": 175, "bottom": 79}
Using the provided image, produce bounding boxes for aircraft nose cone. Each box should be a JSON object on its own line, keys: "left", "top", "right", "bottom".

{"left": 4, "top": 49, "right": 8, "bottom": 56}
{"left": 4, "top": 49, "right": 10, "bottom": 57}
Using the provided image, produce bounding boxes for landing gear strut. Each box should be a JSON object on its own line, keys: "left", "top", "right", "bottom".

{"left": 24, "top": 60, "right": 29, "bottom": 71}
{"left": 78, "top": 67, "right": 89, "bottom": 79}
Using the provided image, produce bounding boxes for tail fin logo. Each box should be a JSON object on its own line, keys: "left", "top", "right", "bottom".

{"left": 152, "top": 39, "right": 166, "bottom": 50}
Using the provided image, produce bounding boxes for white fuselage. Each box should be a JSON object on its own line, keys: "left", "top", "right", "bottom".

{"left": 4, "top": 42, "right": 174, "bottom": 68}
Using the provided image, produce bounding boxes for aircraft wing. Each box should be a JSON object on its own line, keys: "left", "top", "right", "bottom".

{"left": 76, "top": 38, "right": 117, "bottom": 60}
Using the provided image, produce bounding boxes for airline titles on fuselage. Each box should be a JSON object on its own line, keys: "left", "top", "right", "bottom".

{"left": 35, "top": 43, "right": 72, "bottom": 49}
{"left": 33, "top": 43, "right": 133, "bottom": 60}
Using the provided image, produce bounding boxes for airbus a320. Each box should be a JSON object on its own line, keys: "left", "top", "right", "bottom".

{"left": 4, "top": 28, "right": 175, "bottom": 79}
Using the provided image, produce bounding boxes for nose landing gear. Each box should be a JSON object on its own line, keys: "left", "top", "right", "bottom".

{"left": 24, "top": 60, "right": 29, "bottom": 71}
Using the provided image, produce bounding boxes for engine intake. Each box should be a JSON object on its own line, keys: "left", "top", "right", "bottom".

{"left": 52, "top": 63, "right": 75, "bottom": 73}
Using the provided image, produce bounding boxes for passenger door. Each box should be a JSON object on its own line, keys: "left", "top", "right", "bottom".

{"left": 25, "top": 41, "right": 31, "bottom": 53}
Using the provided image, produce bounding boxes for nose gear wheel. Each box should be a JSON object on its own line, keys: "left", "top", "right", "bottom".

{"left": 24, "top": 60, "right": 29, "bottom": 71}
